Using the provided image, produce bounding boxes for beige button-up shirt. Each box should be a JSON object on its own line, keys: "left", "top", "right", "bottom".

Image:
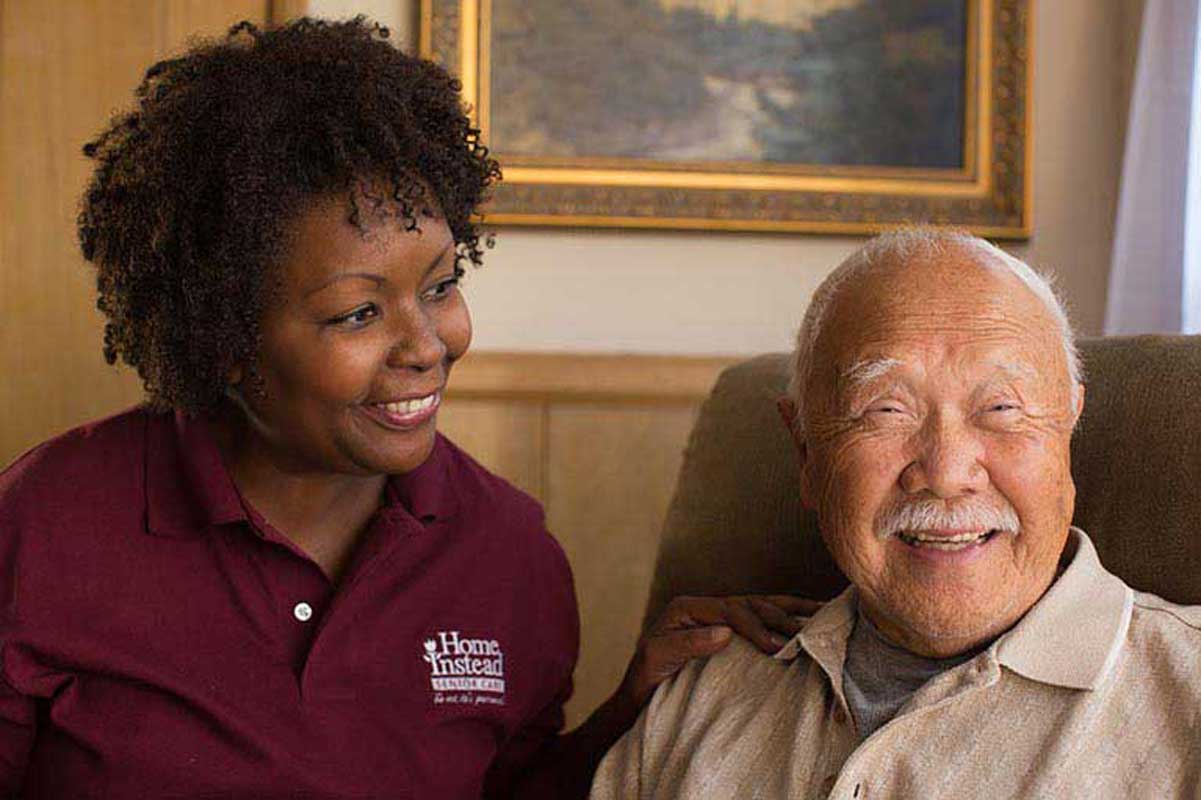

{"left": 591, "top": 530, "right": 1201, "bottom": 799}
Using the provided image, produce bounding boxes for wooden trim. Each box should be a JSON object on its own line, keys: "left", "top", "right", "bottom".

{"left": 269, "top": 0, "right": 309, "bottom": 24}
{"left": 418, "top": 0, "right": 433, "bottom": 57}
{"left": 446, "top": 352, "right": 739, "bottom": 403}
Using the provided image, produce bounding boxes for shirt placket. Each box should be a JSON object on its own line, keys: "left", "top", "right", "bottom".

{"left": 237, "top": 521, "right": 337, "bottom": 677}
{"left": 796, "top": 625, "right": 861, "bottom": 797}
{"left": 828, "top": 652, "right": 1001, "bottom": 799}
{"left": 296, "top": 507, "right": 422, "bottom": 701}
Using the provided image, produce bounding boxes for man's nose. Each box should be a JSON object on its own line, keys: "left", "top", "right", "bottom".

{"left": 899, "top": 411, "right": 988, "bottom": 498}
{"left": 386, "top": 305, "right": 446, "bottom": 371}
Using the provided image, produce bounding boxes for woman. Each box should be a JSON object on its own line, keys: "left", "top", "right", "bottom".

{"left": 0, "top": 17, "right": 808, "bottom": 798}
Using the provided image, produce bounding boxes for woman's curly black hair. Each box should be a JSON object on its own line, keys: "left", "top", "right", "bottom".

{"left": 78, "top": 16, "right": 500, "bottom": 413}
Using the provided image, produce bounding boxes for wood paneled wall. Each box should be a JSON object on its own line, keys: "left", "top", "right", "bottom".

{"left": 440, "top": 352, "right": 734, "bottom": 727}
{"left": 0, "top": 1, "right": 269, "bottom": 467}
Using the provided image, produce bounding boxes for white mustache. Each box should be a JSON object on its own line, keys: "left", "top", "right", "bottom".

{"left": 875, "top": 499, "right": 1021, "bottom": 540}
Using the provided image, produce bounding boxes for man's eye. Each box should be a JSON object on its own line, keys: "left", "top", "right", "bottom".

{"left": 423, "top": 276, "right": 460, "bottom": 301}
{"left": 987, "top": 403, "right": 1020, "bottom": 413}
{"left": 329, "top": 304, "right": 379, "bottom": 327}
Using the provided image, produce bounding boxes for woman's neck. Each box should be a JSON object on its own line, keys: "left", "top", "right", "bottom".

{"left": 208, "top": 406, "right": 388, "bottom": 583}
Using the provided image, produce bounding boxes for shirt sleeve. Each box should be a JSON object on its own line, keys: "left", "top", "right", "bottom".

{"left": 0, "top": 669, "right": 34, "bottom": 794}
{"left": 0, "top": 471, "right": 39, "bottom": 792}
{"left": 483, "top": 519, "right": 580, "bottom": 799}
{"left": 482, "top": 670, "right": 574, "bottom": 798}
{"left": 589, "top": 656, "right": 709, "bottom": 799}
{"left": 587, "top": 707, "right": 647, "bottom": 799}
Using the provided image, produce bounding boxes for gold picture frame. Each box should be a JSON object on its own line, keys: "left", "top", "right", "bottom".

{"left": 420, "top": 0, "right": 1031, "bottom": 237}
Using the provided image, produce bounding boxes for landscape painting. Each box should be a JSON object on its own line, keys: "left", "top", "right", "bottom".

{"left": 490, "top": 0, "right": 967, "bottom": 170}
{"left": 422, "top": 0, "right": 1030, "bottom": 236}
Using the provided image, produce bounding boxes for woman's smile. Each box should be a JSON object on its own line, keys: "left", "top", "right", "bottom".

{"left": 360, "top": 391, "right": 442, "bottom": 430}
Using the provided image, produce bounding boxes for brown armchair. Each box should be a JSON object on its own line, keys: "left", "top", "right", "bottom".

{"left": 645, "top": 335, "right": 1201, "bottom": 625}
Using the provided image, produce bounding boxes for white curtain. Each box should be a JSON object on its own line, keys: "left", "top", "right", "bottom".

{"left": 1106, "top": 0, "right": 1201, "bottom": 334}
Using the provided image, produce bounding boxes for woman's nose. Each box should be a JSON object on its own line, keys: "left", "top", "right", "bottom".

{"left": 386, "top": 307, "right": 446, "bottom": 371}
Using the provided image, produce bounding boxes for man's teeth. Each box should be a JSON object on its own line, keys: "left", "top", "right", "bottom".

{"left": 897, "top": 530, "right": 994, "bottom": 550}
{"left": 379, "top": 394, "right": 437, "bottom": 416}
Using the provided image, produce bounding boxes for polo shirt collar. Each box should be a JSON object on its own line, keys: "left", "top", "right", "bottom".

{"left": 386, "top": 434, "right": 460, "bottom": 524}
{"left": 774, "top": 528, "right": 1132, "bottom": 693}
{"left": 995, "top": 527, "right": 1133, "bottom": 690}
{"left": 145, "top": 410, "right": 248, "bottom": 537}
{"left": 146, "top": 414, "right": 461, "bottom": 538}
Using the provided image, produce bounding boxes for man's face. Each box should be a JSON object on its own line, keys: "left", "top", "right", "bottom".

{"left": 793, "top": 249, "right": 1083, "bottom": 657}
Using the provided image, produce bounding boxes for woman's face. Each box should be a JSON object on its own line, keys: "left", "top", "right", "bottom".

{"left": 231, "top": 194, "right": 471, "bottom": 476}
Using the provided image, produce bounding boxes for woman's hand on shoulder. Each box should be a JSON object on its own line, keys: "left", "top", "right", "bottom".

{"left": 616, "top": 594, "right": 823, "bottom": 711}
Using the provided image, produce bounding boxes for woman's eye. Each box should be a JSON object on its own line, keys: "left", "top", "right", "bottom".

{"left": 329, "top": 304, "right": 379, "bottom": 328}
{"left": 422, "top": 276, "right": 460, "bottom": 301}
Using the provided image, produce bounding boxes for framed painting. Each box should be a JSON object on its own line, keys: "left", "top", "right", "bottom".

{"left": 419, "top": 0, "right": 1030, "bottom": 237}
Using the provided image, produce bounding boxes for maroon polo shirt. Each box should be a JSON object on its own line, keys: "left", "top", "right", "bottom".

{"left": 0, "top": 407, "right": 578, "bottom": 798}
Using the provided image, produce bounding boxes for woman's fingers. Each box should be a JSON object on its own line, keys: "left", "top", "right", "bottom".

{"left": 754, "top": 594, "right": 825, "bottom": 617}
{"left": 635, "top": 593, "right": 827, "bottom": 692}
{"left": 715, "top": 597, "right": 786, "bottom": 653}
{"left": 748, "top": 596, "right": 808, "bottom": 637}
{"left": 620, "top": 625, "right": 733, "bottom": 707}
{"left": 656, "top": 596, "right": 776, "bottom": 652}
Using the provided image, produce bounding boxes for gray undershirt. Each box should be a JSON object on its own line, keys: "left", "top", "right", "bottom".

{"left": 842, "top": 608, "right": 987, "bottom": 740}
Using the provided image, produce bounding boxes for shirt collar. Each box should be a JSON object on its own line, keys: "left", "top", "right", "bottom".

{"left": 773, "top": 528, "right": 1132, "bottom": 693}
{"left": 146, "top": 412, "right": 461, "bottom": 538}
{"left": 776, "top": 583, "right": 858, "bottom": 697}
{"left": 145, "top": 410, "right": 248, "bottom": 538}
{"left": 995, "top": 528, "right": 1133, "bottom": 690}
{"left": 385, "top": 434, "right": 460, "bottom": 524}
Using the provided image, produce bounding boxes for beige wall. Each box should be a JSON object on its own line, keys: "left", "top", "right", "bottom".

{"left": 1, "top": 0, "right": 1146, "bottom": 463}
{"left": 315, "top": 0, "right": 1144, "bottom": 355}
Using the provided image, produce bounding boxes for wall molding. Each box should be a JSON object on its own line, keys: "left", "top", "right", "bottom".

{"left": 269, "top": 0, "right": 310, "bottom": 24}
{"left": 446, "top": 351, "right": 740, "bottom": 404}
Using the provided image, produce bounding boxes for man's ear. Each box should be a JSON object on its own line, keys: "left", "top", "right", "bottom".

{"left": 776, "top": 397, "right": 818, "bottom": 511}
{"left": 776, "top": 397, "right": 800, "bottom": 442}
{"left": 1073, "top": 382, "right": 1085, "bottom": 426}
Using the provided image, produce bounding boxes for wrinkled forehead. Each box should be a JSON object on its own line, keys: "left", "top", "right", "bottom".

{"left": 811, "top": 248, "right": 1069, "bottom": 394}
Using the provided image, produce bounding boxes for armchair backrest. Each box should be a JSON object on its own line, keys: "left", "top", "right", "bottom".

{"left": 645, "top": 335, "right": 1201, "bottom": 625}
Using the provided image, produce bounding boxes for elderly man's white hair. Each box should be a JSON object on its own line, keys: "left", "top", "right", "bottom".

{"left": 787, "top": 228, "right": 1082, "bottom": 431}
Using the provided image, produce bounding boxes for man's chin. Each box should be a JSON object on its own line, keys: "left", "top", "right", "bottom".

{"left": 866, "top": 595, "right": 1021, "bottom": 658}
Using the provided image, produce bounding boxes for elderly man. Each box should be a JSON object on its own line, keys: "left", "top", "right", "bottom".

{"left": 590, "top": 230, "right": 1201, "bottom": 798}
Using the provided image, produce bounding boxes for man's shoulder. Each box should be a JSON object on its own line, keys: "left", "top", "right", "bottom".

{"left": 1120, "top": 592, "right": 1201, "bottom": 721}
{"left": 1130, "top": 591, "right": 1201, "bottom": 657}
{"left": 646, "top": 634, "right": 806, "bottom": 728}
{"left": 595, "top": 631, "right": 824, "bottom": 797}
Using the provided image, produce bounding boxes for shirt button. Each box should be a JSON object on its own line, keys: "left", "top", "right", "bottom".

{"left": 293, "top": 602, "right": 313, "bottom": 622}
{"left": 833, "top": 706, "right": 848, "bottom": 724}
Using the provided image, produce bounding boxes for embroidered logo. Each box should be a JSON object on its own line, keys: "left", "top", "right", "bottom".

{"left": 422, "top": 630, "right": 506, "bottom": 707}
